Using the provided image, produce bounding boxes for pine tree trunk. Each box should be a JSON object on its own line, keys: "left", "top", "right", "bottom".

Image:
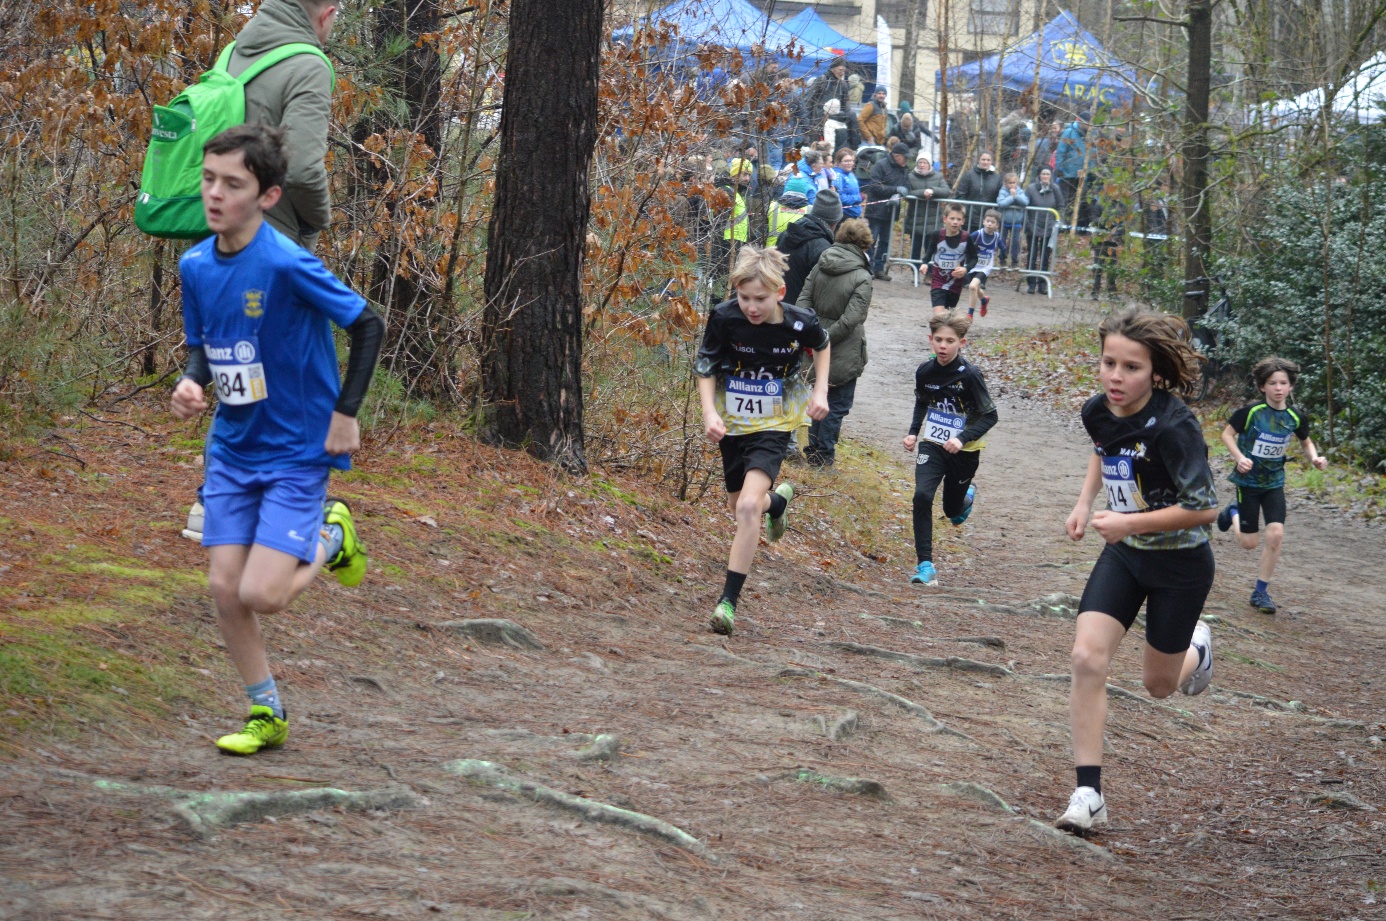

{"left": 480, "top": 0, "right": 604, "bottom": 472}
{"left": 1181, "top": 0, "right": 1213, "bottom": 320}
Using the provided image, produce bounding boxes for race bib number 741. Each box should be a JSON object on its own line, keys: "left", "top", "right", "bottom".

{"left": 726, "top": 376, "right": 783, "bottom": 419}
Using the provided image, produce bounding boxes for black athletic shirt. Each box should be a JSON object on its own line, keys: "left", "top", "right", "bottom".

{"left": 1081, "top": 389, "right": 1217, "bottom": 550}
{"left": 694, "top": 297, "right": 830, "bottom": 435}
{"left": 907, "top": 352, "right": 998, "bottom": 450}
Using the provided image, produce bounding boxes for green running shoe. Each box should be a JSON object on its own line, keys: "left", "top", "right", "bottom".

{"left": 216, "top": 705, "right": 288, "bottom": 756}
{"left": 710, "top": 599, "right": 736, "bottom": 635}
{"left": 765, "top": 482, "right": 794, "bottom": 542}
{"left": 324, "top": 497, "right": 367, "bottom": 587}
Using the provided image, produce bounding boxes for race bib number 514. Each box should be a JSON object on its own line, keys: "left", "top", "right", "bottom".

{"left": 1101, "top": 456, "right": 1146, "bottom": 513}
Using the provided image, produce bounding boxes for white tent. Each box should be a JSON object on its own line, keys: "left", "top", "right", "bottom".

{"left": 1266, "top": 51, "right": 1386, "bottom": 125}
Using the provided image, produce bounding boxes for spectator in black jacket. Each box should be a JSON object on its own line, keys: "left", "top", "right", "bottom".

{"left": 864, "top": 143, "right": 913, "bottom": 280}
{"left": 1023, "top": 167, "right": 1065, "bottom": 294}
{"left": 952, "top": 151, "right": 1003, "bottom": 228}
{"left": 780, "top": 188, "right": 843, "bottom": 304}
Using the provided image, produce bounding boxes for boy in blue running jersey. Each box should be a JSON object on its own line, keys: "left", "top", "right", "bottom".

{"left": 171, "top": 124, "right": 384, "bottom": 755}
{"left": 964, "top": 209, "right": 1004, "bottom": 320}
{"left": 1216, "top": 357, "right": 1327, "bottom": 614}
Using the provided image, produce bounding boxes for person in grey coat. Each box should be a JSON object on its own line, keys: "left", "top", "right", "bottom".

{"left": 1023, "top": 167, "right": 1065, "bottom": 294}
{"left": 797, "top": 218, "right": 874, "bottom": 466}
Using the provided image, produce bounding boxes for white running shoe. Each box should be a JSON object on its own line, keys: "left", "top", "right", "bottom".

{"left": 1055, "top": 785, "right": 1107, "bottom": 833}
{"left": 181, "top": 501, "right": 204, "bottom": 542}
{"left": 1179, "top": 621, "right": 1213, "bottom": 696}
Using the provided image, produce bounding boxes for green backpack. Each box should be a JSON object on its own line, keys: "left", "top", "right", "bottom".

{"left": 135, "top": 41, "right": 335, "bottom": 239}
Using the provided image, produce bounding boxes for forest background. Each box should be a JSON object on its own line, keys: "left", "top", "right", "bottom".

{"left": 2, "top": 0, "right": 1386, "bottom": 482}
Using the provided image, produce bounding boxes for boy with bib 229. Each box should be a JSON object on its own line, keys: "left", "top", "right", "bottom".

{"left": 695, "top": 246, "right": 830, "bottom": 636}
{"left": 171, "top": 124, "right": 384, "bottom": 755}
{"left": 1216, "top": 357, "right": 1328, "bottom": 614}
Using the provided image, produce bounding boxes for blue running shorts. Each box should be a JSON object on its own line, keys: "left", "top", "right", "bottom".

{"left": 202, "top": 457, "right": 330, "bottom": 563}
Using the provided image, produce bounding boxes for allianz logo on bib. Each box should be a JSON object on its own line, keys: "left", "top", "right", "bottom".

{"left": 234, "top": 340, "right": 257, "bottom": 363}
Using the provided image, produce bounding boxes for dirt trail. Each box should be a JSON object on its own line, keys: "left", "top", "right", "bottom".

{"left": 2, "top": 276, "right": 1384, "bottom": 920}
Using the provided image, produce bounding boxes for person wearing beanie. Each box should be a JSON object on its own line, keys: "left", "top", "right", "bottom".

{"left": 767, "top": 190, "right": 810, "bottom": 247}
{"left": 779, "top": 187, "right": 841, "bottom": 304}
{"left": 863, "top": 143, "right": 914, "bottom": 280}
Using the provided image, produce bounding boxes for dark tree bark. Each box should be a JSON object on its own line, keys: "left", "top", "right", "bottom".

{"left": 1181, "top": 0, "right": 1212, "bottom": 320}
{"left": 480, "top": 0, "right": 604, "bottom": 472}
{"left": 364, "top": 0, "right": 448, "bottom": 397}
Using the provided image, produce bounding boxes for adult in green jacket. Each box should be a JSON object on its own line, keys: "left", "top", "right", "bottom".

{"left": 228, "top": 0, "right": 340, "bottom": 249}
{"left": 797, "top": 218, "right": 874, "bottom": 466}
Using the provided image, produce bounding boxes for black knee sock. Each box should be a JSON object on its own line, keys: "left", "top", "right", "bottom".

{"left": 768, "top": 490, "right": 787, "bottom": 519}
{"left": 1076, "top": 765, "right": 1102, "bottom": 794}
{"left": 721, "top": 570, "right": 747, "bottom": 606}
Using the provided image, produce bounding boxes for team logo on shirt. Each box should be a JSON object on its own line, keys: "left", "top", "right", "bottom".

{"left": 1114, "top": 441, "right": 1149, "bottom": 459}
{"left": 243, "top": 289, "right": 265, "bottom": 318}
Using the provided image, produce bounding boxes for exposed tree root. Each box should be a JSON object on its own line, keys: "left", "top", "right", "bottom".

{"left": 1030, "top": 674, "right": 1197, "bottom": 720}
{"left": 940, "top": 780, "right": 1016, "bottom": 814}
{"left": 443, "top": 760, "right": 718, "bottom": 863}
{"left": 776, "top": 668, "right": 975, "bottom": 741}
{"left": 437, "top": 618, "right": 544, "bottom": 650}
{"left": 785, "top": 767, "right": 886, "bottom": 798}
{"left": 828, "top": 641, "right": 1013, "bottom": 677}
{"left": 575, "top": 734, "right": 622, "bottom": 762}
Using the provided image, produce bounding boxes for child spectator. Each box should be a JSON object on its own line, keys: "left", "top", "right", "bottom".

{"left": 996, "top": 172, "right": 1029, "bottom": 269}
{"left": 695, "top": 246, "right": 831, "bottom": 635}
{"left": 902, "top": 309, "right": 997, "bottom": 587}
{"left": 1216, "top": 357, "right": 1328, "bottom": 614}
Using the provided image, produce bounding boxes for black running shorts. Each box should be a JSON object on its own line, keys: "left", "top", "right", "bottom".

{"left": 963, "top": 270, "right": 989, "bottom": 289}
{"left": 1235, "top": 485, "right": 1286, "bottom": 534}
{"left": 1078, "top": 540, "right": 1215, "bottom": 654}
{"left": 719, "top": 430, "right": 792, "bottom": 494}
{"left": 930, "top": 287, "right": 962, "bottom": 309}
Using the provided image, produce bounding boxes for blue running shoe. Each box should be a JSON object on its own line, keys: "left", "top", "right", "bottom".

{"left": 1249, "top": 588, "right": 1277, "bottom": 614}
{"left": 949, "top": 485, "right": 977, "bottom": 526}
{"left": 910, "top": 561, "right": 938, "bottom": 586}
{"left": 1217, "top": 503, "right": 1237, "bottom": 533}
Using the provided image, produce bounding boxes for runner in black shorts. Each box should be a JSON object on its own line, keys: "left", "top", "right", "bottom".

{"left": 901, "top": 309, "right": 997, "bottom": 588}
{"left": 695, "top": 245, "right": 830, "bottom": 636}
{"left": 1216, "top": 356, "right": 1328, "bottom": 614}
{"left": 1056, "top": 308, "right": 1219, "bottom": 835}
{"left": 924, "top": 203, "right": 975, "bottom": 315}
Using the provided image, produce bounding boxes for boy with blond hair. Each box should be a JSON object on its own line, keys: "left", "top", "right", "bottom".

{"left": 695, "top": 246, "right": 831, "bottom": 634}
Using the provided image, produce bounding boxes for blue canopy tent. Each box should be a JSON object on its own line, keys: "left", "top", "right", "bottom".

{"left": 936, "top": 11, "right": 1137, "bottom": 109}
{"left": 612, "top": 0, "right": 845, "bottom": 78}
{"left": 780, "top": 8, "right": 875, "bottom": 68}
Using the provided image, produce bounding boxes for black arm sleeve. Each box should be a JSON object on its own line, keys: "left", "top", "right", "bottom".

{"left": 182, "top": 349, "right": 212, "bottom": 387}
{"left": 334, "top": 306, "right": 385, "bottom": 417}
{"left": 908, "top": 365, "right": 929, "bottom": 435}
{"left": 963, "top": 237, "right": 980, "bottom": 272}
{"left": 958, "top": 369, "right": 999, "bottom": 444}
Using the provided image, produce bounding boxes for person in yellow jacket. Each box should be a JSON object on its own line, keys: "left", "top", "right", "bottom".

{"left": 767, "top": 190, "right": 810, "bottom": 246}
{"left": 712, "top": 159, "right": 754, "bottom": 288}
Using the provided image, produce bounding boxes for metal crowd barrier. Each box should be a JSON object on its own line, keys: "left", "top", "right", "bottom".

{"left": 871, "top": 197, "right": 1065, "bottom": 297}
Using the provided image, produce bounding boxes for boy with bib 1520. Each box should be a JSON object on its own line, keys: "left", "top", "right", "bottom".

{"left": 171, "top": 124, "right": 384, "bottom": 755}
{"left": 1216, "top": 357, "right": 1328, "bottom": 614}
{"left": 695, "top": 246, "right": 830, "bottom": 636}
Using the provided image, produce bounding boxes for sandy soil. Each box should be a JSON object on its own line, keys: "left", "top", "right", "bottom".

{"left": 1, "top": 271, "right": 1383, "bottom": 921}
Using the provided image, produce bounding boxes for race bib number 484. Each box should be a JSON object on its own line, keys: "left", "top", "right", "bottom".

{"left": 726, "top": 376, "right": 783, "bottom": 419}
{"left": 205, "top": 338, "right": 268, "bottom": 406}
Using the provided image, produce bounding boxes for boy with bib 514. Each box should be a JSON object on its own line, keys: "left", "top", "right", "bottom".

{"left": 695, "top": 246, "right": 831, "bottom": 636}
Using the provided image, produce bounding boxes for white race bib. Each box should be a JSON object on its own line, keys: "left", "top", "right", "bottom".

{"left": 725, "top": 376, "right": 783, "bottom": 419}
{"left": 1101, "top": 456, "right": 1145, "bottom": 513}
{"left": 205, "top": 338, "right": 268, "bottom": 406}
{"left": 923, "top": 407, "right": 965, "bottom": 445}
{"left": 1250, "top": 431, "right": 1291, "bottom": 460}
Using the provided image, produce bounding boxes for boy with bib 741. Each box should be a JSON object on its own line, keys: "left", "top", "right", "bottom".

{"left": 696, "top": 246, "right": 830, "bottom": 636}
{"left": 1216, "top": 357, "right": 1328, "bottom": 614}
{"left": 171, "top": 124, "right": 383, "bottom": 755}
